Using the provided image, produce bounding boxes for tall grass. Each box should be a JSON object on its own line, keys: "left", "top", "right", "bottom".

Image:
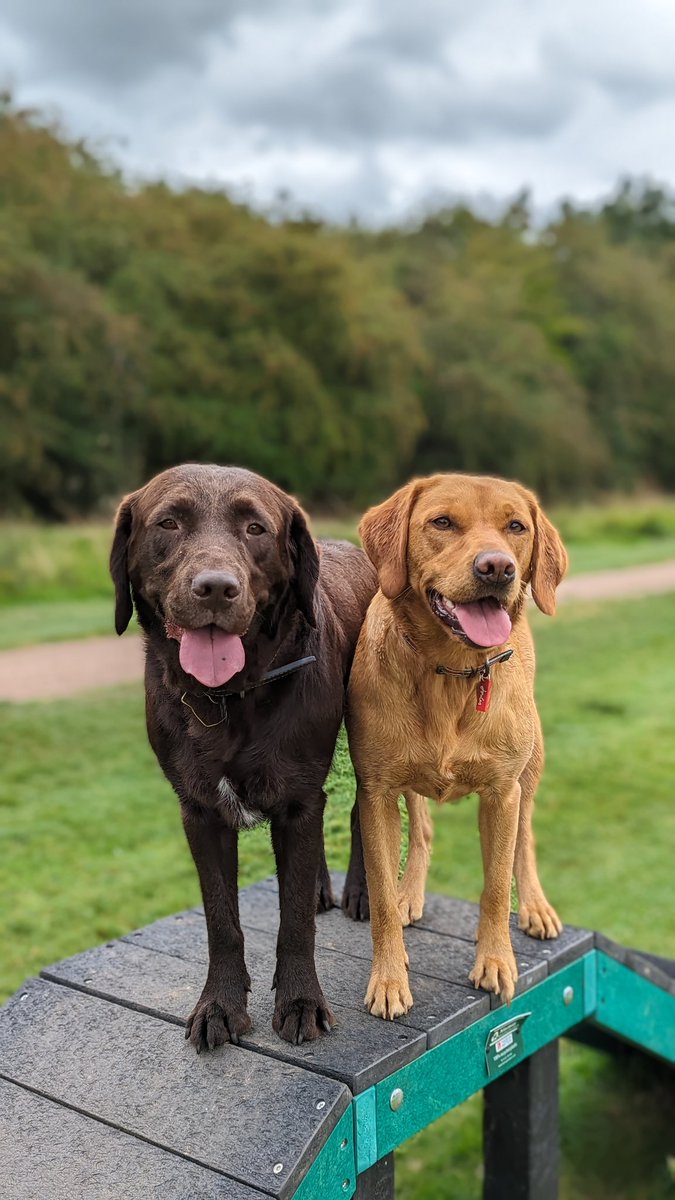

{"left": 0, "top": 523, "right": 112, "bottom": 605}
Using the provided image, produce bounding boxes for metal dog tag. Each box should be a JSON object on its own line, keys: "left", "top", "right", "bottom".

{"left": 476, "top": 674, "right": 493, "bottom": 712}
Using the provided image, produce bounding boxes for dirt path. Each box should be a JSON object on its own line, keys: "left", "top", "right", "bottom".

{"left": 1, "top": 559, "right": 674, "bottom": 703}
{"left": 0, "top": 635, "right": 145, "bottom": 703}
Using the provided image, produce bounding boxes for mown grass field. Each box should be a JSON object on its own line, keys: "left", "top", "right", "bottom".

{"left": 1, "top": 592, "right": 674, "bottom": 1197}
{"left": 1, "top": 497, "right": 675, "bottom": 648}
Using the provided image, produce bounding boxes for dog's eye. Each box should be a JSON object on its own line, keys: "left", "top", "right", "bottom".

{"left": 158, "top": 518, "right": 179, "bottom": 530}
{"left": 508, "top": 520, "right": 527, "bottom": 533}
{"left": 431, "top": 516, "right": 455, "bottom": 530}
{"left": 247, "top": 522, "right": 265, "bottom": 536}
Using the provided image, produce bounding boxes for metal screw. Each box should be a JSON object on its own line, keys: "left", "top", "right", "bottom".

{"left": 316, "top": 1099, "right": 325, "bottom": 1111}
{"left": 273, "top": 1163, "right": 283, "bottom": 1175}
{"left": 563, "top": 986, "right": 574, "bottom": 1005}
{"left": 340, "top": 1138, "right": 348, "bottom": 1149}
{"left": 342, "top": 1179, "right": 350, "bottom": 1191}
{"left": 390, "top": 1087, "right": 404, "bottom": 1111}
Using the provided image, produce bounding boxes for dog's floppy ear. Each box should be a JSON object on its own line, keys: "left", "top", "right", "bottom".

{"left": 359, "top": 481, "right": 419, "bottom": 599}
{"left": 288, "top": 504, "right": 319, "bottom": 627}
{"left": 528, "top": 497, "right": 568, "bottom": 616}
{"left": 110, "top": 494, "right": 137, "bottom": 635}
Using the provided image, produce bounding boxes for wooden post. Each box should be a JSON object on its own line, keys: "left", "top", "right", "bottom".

{"left": 483, "top": 1040, "right": 559, "bottom": 1200}
{"left": 355, "top": 1153, "right": 395, "bottom": 1199}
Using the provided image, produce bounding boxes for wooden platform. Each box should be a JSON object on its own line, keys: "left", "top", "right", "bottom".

{"left": 1, "top": 874, "right": 673, "bottom": 1199}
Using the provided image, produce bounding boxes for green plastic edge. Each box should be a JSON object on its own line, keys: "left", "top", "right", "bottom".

{"left": 353, "top": 1087, "right": 377, "bottom": 1174}
{"left": 291, "top": 947, "right": 675, "bottom": 1195}
{"left": 373, "top": 954, "right": 592, "bottom": 1158}
{"left": 593, "top": 950, "right": 675, "bottom": 1064}
{"left": 291, "top": 1105, "right": 356, "bottom": 1200}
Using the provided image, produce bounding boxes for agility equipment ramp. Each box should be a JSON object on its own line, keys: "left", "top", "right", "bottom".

{"left": 1, "top": 874, "right": 673, "bottom": 1200}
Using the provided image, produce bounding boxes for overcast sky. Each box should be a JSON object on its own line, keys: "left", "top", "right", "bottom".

{"left": 2, "top": 0, "right": 675, "bottom": 224}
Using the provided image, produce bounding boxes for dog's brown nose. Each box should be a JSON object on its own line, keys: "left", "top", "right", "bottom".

{"left": 473, "top": 551, "right": 516, "bottom": 587}
{"left": 191, "top": 571, "right": 241, "bottom": 602}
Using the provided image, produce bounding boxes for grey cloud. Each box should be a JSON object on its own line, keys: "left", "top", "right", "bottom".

{"left": 2, "top": 0, "right": 675, "bottom": 222}
{"left": 353, "top": 0, "right": 470, "bottom": 65}
{"left": 224, "top": 53, "right": 577, "bottom": 146}
{"left": 1, "top": 0, "right": 267, "bottom": 86}
{"left": 540, "top": 20, "right": 675, "bottom": 109}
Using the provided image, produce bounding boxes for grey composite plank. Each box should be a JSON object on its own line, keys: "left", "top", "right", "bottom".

{"left": 122, "top": 905, "right": 489, "bottom": 1049}
{"left": 414, "top": 892, "right": 594, "bottom": 973}
{"left": 0, "top": 1077, "right": 264, "bottom": 1200}
{"left": 241, "top": 875, "right": 592, "bottom": 978}
{"left": 295, "top": 905, "right": 547, "bottom": 1010}
{"left": 0, "top": 977, "right": 349, "bottom": 1200}
{"left": 43, "top": 939, "right": 426, "bottom": 1094}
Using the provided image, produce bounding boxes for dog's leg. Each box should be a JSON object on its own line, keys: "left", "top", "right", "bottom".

{"left": 397, "top": 790, "right": 433, "bottom": 926}
{"left": 316, "top": 834, "right": 336, "bottom": 914}
{"left": 360, "top": 783, "right": 413, "bottom": 1019}
{"left": 470, "top": 782, "right": 520, "bottom": 1003}
{"left": 514, "top": 728, "right": 562, "bottom": 939}
{"left": 342, "top": 801, "right": 370, "bottom": 921}
{"left": 182, "top": 805, "right": 252, "bottom": 1053}
{"left": 271, "top": 795, "right": 334, "bottom": 1044}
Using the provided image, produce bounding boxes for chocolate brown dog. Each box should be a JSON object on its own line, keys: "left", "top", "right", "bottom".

{"left": 346, "top": 473, "right": 567, "bottom": 1017}
{"left": 110, "top": 464, "right": 376, "bottom": 1050}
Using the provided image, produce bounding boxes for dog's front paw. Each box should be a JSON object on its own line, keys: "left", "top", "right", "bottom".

{"left": 518, "top": 897, "right": 562, "bottom": 940}
{"left": 469, "top": 946, "right": 518, "bottom": 1004}
{"left": 397, "top": 882, "right": 425, "bottom": 927}
{"left": 273, "top": 991, "right": 335, "bottom": 1044}
{"left": 365, "top": 966, "right": 413, "bottom": 1020}
{"left": 186, "top": 990, "right": 252, "bottom": 1053}
{"left": 342, "top": 873, "right": 370, "bottom": 922}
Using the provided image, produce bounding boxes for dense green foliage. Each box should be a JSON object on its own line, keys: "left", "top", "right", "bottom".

{"left": 2, "top": 100, "right": 675, "bottom": 517}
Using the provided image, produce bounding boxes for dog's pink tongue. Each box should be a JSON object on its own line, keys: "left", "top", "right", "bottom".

{"left": 453, "top": 600, "right": 512, "bottom": 648}
{"left": 179, "top": 627, "right": 245, "bottom": 687}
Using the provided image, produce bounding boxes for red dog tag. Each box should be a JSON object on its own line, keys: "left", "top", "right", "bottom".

{"left": 476, "top": 675, "right": 492, "bottom": 712}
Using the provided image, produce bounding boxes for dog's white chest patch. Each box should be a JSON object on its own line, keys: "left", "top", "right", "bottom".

{"left": 217, "top": 776, "right": 264, "bottom": 830}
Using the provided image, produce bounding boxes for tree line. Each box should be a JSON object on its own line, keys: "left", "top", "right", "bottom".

{"left": 1, "top": 98, "right": 674, "bottom": 519}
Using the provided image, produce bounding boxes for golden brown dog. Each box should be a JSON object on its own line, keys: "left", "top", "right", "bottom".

{"left": 346, "top": 473, "right": 568, "bottom": 1017}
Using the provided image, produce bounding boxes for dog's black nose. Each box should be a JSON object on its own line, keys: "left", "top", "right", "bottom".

{"left": 473, "top": 551, "right": 516, "bottom": 587}
{"left": 191, "top": 571, "right": 241, "bottom": 602}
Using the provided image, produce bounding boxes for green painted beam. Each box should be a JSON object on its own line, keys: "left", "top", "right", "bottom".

{"left": 593, "top": 951, "right": 675, "bottom": 1065}
{"left": 353, "top": 1087, "right": 377, "bottom": 1174}
{"left": 293, "top": 1106, "right": 356, "bottom": 1200}
{"left": 373, "top": 955, "right": 592, "bottom": 1158}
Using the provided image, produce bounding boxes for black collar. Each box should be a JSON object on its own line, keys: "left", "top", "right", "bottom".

{"left": 435, "top": 648, "right": 514, "bottom": 679}
{"left": 180, "top": 655, "right": 316, "bottom": 728}
{"left": 199, "top": 654, "right": 316, "bottom": 699}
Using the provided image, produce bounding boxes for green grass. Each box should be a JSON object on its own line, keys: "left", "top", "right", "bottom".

{"left": 1, "top": 494, "right": 675, "bottom": 606}
{"left": 1, "top": 592, "right": 674, "bottom": 1196}
{"left": 2, "top": 529, "right": 675, "bottom": 650}
{"left": 552, "top": 496, "right": 675, "bottom": 544}
{"left": 0, "top": 598, "right": 132, "bottom": 650}
{"left": 0, "top": 522, "right": 113, "bottom": 605}
{"left": 567, "top": 534, "right": 675, "bottom": 575}
{"left": 1, "top": 497, "right": 675, "bottom": 649}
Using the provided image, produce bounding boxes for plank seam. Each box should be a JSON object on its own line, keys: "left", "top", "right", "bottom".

{"left": 0, "top": 1069, "right": 277, "bottom": 1198}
